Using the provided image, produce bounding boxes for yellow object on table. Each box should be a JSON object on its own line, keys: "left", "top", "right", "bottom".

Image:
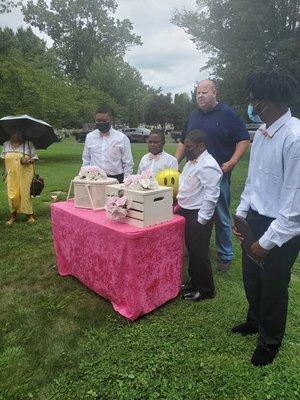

{"left": 155, "top": 168, "right": 180, "bottom": 199}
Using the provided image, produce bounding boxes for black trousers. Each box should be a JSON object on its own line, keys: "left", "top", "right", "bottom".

{"left": 178, "top": 208, "right": 214, "bottom": 294}
{"left": 107, "top": 173, "right": 124, "bottom": 183}
{"left": 243, "top": 208, "right": 300, "bottom": 346}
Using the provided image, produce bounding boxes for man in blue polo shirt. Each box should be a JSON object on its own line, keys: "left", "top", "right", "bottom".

{"left": 176, "top": 79, "right": 250, "bottom": 272}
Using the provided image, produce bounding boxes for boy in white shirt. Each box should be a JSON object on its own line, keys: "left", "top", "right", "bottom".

{"left": 82, "top": 106, "right": 133, "bottom": 182}
{"left": 177, "top": 130, "right": 223, "bottom": 301}
{"left": 137, "top": 131, "right": 178, "bottom": 177}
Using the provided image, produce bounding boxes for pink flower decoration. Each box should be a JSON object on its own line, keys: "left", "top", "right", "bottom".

{"left": 105, "top": 194, "right": 130, "bottom": 221}
{"left": 123, "top": 172, "right": 158, "bottom": 190}
{"left": 106, "top": 196, "right": 118, "bottom": 206}
{"left": 116, "top": 196, "right": 127, "bottom": 206}
{"left": 78, "top": 166, "right": 107, "bottom": 180}
{"left": 141, "top": 170, "right": 151, "bottom": 179}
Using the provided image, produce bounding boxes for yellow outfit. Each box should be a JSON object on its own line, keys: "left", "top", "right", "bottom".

{"left": 4, "top": 152, "right": 34, "bottom": 214}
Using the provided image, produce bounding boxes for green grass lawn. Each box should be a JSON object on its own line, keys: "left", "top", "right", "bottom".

{"left": 0, "top": 138, "right": 299, "bottom": 400}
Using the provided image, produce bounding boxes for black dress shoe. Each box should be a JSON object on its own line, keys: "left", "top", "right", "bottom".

{"left": 181, "top": 281, "right": 195, "bottom": 292}
{"left": 183, "top": 290, "right": 215, "bottom": 302}
{"left": 231, "top": 322, "right": 259, "bottom": 336}
{"left": 251, "top": 344, "right": 280, "bottom": 366}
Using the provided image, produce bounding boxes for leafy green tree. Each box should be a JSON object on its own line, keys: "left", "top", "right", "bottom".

{"left": 0, "top": 28, "right": 127, "bottom": 127}
{"left": 0, "top": 27, "right": 15, "bottom": 54}
{"left": 87, "top": 56, "right": 147, "bottom": 126}
{"left": 0, "top": 27, "right": 79, "bottom": 126}
{"left": 144, "top": 93, "right": 174, "bottom": 131}
{"left": 0, "top": 49, "right": 78, "bottom": 126}
{"left": 75, "top": 81, "right": 122, "bottom": 127}
{"left": 172, "top": 92, "right": 194, "bottom": 130}
{"left": 0, "top": 0, "right": 21, "bottom": 13}
{"left": 23, "top": 0, "right": 142, "bottom": 80}
{"left": 0, "top": 26, "right": 46, "bottom": 57}
{"left": 172, "top": 0, "right": 300, "bottom": 115}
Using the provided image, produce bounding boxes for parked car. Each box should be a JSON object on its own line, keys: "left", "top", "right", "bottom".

{"left": 123, "top": 127, "right": 151, "bottom": 143}
{"left": 170, "top": 131, "right": 182, "bottom": 143}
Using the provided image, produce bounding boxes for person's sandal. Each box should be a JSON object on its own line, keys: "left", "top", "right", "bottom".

{"left": 6, "top": 214, "right": 16, "bottom": 225}
{"left": 26, "top": 216, "right": 35, "bottom": 225}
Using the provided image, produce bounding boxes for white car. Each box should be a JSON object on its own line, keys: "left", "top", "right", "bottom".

{"left": 123, "top": 127, "right": 151, "bottom": 143}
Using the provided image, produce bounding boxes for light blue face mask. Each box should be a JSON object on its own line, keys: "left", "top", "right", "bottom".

{"left": 247, "top": 104, "right": 263, "bottom": 123}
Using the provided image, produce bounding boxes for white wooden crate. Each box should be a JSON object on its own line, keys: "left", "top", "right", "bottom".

{"left": 67, "top": 178, "right": 118, "bottom": 210}
{"left": 105, "top": 184, "right": 173, "bottom": 228}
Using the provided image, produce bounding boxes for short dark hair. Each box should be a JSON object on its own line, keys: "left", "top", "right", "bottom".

{"left": 247, "top": 68, "right": 298, "bottom": 105}
{"left": 185, "top": 130, "right": 207, "bottom": 145}
{"left": 95, "top": 106, "right": 112, "bottom": 116}
{"left": 149, "top": 130, "right": 165, "bottom": 143}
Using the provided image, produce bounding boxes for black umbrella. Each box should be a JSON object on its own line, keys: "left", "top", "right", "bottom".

{"left": 0, "top": 114, "right": 59, "bottom": 149}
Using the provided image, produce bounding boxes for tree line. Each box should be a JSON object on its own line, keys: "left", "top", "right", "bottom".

{"left": 0, "top": 0, "right": 195, "bottom": 130}
{"left": 172, "top": 0, "right": 300, "bottom": 116}
{"left": 1, "top": 0, "right": 299, "bottom": 130}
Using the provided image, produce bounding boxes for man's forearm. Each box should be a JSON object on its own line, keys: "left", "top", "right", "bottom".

{"left": 230, "top": 140, "right": 250, "bottom": 164}
{"left": 175, "top": 142, "right": 185, "bottom": 163}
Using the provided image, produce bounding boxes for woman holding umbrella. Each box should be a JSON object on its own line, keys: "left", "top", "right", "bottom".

{"left": 1, "top": 114, "right": 58, "bottom": 225}
{"left": 1, "top": 126, "right": 38, "bottom": 225}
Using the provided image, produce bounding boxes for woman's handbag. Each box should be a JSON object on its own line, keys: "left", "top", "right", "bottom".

{"left": 30, "top": 174, "right": 44, "bottom": 197}
{"left": 24, "top": 141, "right": 45, "bottom": 197}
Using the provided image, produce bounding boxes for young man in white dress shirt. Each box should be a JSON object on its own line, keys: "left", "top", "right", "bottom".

{"left": 177, "top": 130, "right": 223, "bottom": 301}
{"left": 233, "top": 68, "right": 300, "bottom": 366}
{"left": 82, "top": 107, "right": 133, "bottom": 182}
{"left": 137, "top": 131, "right": 178, "bottom": 177}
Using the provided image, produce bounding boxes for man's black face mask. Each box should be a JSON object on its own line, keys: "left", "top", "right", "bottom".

{"left": 96, "top": 122, "right": 111, "bottom": 133}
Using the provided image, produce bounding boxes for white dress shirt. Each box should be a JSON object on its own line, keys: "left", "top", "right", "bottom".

{"left": 177, "top": 150, "right": 223, "bottom": 224}
{"left": 137, "top": 151, "right": 178, "bottom": 177}
{"left": 82, "top": 127, "right": 133, "bottom": 177}
{"left": 236, "top": 109, "right": 300, "bottom": 250}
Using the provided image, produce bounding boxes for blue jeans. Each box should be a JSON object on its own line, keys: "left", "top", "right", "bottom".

{"left": 215, "top": 173, "right": 233, "bottom": 262}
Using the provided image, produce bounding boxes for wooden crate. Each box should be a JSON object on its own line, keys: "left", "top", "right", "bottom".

{"left": 105, "top": 184, "right": 173, "bottom": 228}
{"left": 68, "top": 178, "right": 118, "bottom": 210}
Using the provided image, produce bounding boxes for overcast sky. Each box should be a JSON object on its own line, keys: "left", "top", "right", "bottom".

{"left": 0, "top": 0, "right": 209, "bottom": 97}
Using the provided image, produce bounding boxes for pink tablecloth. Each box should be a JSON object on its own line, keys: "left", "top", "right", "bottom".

{"left": 51, "top": 201, "right": 185, "bottom": 320}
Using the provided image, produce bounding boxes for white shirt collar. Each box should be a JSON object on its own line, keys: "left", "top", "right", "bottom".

{"left": 97, "top": 126, "right": 113, "bottom": 137}
{"left": 187, "top": 149, "right": 208, "bottom": 165}
{"left": 260, "top": 109, "right": 292, "bottom": 138}
{"left": 148, "top": 150, "right": 164, "bottom": 159}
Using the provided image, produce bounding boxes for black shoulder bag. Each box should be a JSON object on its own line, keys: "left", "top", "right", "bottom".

{"left": 23, "top": 141, "right": 44, "bottom": 197}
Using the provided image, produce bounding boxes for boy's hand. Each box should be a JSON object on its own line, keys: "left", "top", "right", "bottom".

{"left": 250, "top": 241, "right": 269, "bottom": 261}
{"left": 232, "top": 224, "right": 244, "bottom": 243}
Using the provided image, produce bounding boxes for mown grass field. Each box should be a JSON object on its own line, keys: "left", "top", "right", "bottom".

{"left": 0, "top": 137, "right": 299, "bottom": 400}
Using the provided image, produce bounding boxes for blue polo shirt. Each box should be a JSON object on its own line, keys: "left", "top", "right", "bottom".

{"left": 181, "top": 102, "right": 249, "bottom": 165}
